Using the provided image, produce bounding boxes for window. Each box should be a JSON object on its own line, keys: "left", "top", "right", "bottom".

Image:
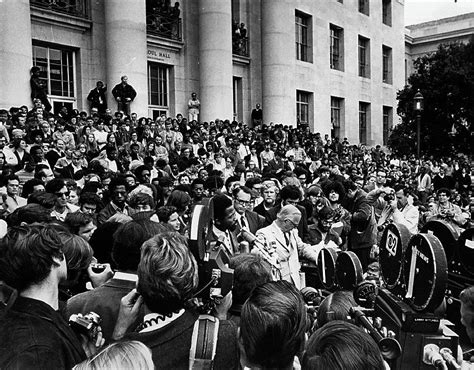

{"left": 331, "top": 97, "right": 344, "bottom": 139}
{"left": 383, "top": 106, "right": 393, "bottom": 146}
{"left": 148, "top": 63, "right": 169, "bottom": 108}
{"left": 383, "top": 0, "right": 392, "bottom": 26}
{"left": 297, "top": 90, "right": 312, "bottom": 126}
{"left": 30, "top": 0, "right": 88, "bottom": 18}
{"left": 358, "top": 0, "right": 369, "bottom": 15}
{"left": 295, "top": 11, "right": 312, "bottom": 62}
{"left": 32, "top": 44, "right": 75, "bottom": 98}
{"left": 233, "top": 77, "right": 243, "bottom": 122}
{"left": 382, "top": 45, "right": 392, "bottom": 84}
{"left": 330, "top": 24, "right": 344, "bottom": 71}
{"left": 359, "top": 102, "right": 370, "bottom": 145}
{"left": 358, "top": 36, "right": 370, "bottom": 78}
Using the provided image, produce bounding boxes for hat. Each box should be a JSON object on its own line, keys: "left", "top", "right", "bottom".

{"left": 12, "top": 129, "right": 26, "bottom": 138}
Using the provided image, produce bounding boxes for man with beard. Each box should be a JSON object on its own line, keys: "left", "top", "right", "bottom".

{"left": 308, "top": 206, "right": 342, "bottom": 248}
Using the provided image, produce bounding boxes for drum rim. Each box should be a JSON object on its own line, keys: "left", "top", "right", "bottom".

{"left": 380, "top": 223, "right": 410, "bottom": 289}
{"left": 317, "top": 248, "right": 339, "bottom": 289}
{"left": 403, "top": 233, "right": 448, "bottom": 312}
{"left": 336, "top": 251, "right": 363, "bottom": 290}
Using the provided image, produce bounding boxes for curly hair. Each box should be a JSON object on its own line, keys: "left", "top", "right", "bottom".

{"left": 137, "top": 232, "right": 198, "bottom": 315}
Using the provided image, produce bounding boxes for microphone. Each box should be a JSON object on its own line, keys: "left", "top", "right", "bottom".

{"left": 353, "top": 281, "right": 378, "bottom": 308}
{"left": 350, "top": 307, "right": 401, "bottom": 360}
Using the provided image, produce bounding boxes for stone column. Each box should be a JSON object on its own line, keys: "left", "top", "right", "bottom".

{"left": 261, "top": 0, "right": 295, "bottom": 126}
{"left": 0, "top": 0, "right": 33, "bottom": 109}
{"left": 198, "top": 0, "right": 233, "bottom": 122}
{"left": 104, "top": 0, "right": 148, "bottom": 117}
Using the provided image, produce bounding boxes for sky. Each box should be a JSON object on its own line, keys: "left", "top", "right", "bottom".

{"left": 405, "top": 0, "right": 474, "bottom": 25}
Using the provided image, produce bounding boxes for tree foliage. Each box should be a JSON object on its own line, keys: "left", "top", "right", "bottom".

{"left": 389, "top": 38, "right": 474, "bottom": 156}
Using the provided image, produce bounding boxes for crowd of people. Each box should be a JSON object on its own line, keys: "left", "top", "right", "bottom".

{"left": 0, "top": 81, "right": 472, "bottom": 369}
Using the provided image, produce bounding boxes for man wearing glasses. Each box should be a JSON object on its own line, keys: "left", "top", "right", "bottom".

{"left": 45, "top": 178, "right": 79, "bottom": 222}
{"left": 232, "top": 186, "right": 265, "bottom": 237}
{"left": 253, "top": 205, "right": 323, "bottom": 289}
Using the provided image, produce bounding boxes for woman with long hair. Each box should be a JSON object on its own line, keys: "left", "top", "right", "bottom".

{"left": 85, "top": 133, "right": 100, "bottom": 162}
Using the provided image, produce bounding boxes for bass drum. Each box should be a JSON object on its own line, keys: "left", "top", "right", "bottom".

{"left": 188, "top": 199, "right": 212, "bottom": 261}
{"left": 317, "top": 248, "right": 339, "bottom": 290}
{"left": 379, "top": 223, "right": 411, "bottom": 291}
{"left": 458, "top": 228, "right": 474, "bottom": 276}
{"left": 403, "top": 233, "right": 448, "bottom": 312}
{"left": 336, "top": 251, "right": 363, "bottom": 290}
{"left": 421, "top": 220, "right": 460, "bottom": 262}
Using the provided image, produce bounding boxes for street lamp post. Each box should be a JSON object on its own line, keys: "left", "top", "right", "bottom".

{"left": 413, "top": 90, "right": 424, "bottom": 158}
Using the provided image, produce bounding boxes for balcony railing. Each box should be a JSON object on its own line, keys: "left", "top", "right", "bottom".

{"left": 233, "top": 37, "right": 249, "bottom": 57}
{"left": 31, "top": 0, "right": 88, "bottom": 18}
{"left": 146, "top": 11, "right": 182, "bottom": 42}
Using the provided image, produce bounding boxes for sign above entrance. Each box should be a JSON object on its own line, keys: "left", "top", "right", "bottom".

{"left": 147, "top": 48, "right": 177, "bottom": 64}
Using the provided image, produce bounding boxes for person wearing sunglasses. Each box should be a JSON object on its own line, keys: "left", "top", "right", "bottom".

{"left": 45, "top": 178, "right": 79, "bottom": 222}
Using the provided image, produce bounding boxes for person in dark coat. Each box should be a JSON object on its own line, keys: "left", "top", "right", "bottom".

{"left": 0, "top": 224, "right": 89, "bottom": 368}
{"left": 87, "top": 81, "right": 108, "bottom": 115}
{"left": 30, "top": 66, "right": 52, "bottom": 112}
{"left": 343, "top": 180, "right": 376, "bottom": 270}
{"left": 111, "top": 75, "right": 137, "bottom": 115}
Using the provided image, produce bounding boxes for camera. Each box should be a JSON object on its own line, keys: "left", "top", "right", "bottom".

{"left": 69, "top": 312, "right": 102, "bottom": 341}
{"left": 384, "top": 193, "right": 395, "bottom": 202}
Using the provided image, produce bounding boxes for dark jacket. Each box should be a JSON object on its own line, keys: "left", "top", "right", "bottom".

{"left": 67, "top": 275, "right": 140, "bottom": 342}
{"left": 87, "top": 86, "right": 107, "bottom": 110}
{"left": 59, "top": 163, "right": 87, "bottom": 180}
{"left": 235, "top": 209, "right": 266, "bottom": 235}
{"left": 125, "top": 310, "right": 239, "bottom": 370}
{"left": 0, "top": 296, "right": 86, "bottom": 369}
{"left": 111, "top": 83, "right": 137, "bottom": 101}
{"left": 345, "top": 189, "right": 376, "bottom": 250}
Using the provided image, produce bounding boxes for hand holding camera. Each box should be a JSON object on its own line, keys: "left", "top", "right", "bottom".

{"left": 69, "top": 312, "right": 105, "bottom": 357}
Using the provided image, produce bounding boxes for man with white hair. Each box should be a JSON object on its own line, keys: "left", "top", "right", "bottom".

{"left": 252, "top": 204, "right": 326, "bottom": 289}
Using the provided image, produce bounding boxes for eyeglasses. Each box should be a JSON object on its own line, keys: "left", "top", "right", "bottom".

{"left": 56, "top": 191, "right": 70, "bottom": 198}
{"left": 235, "top": 198, "right": 252, "bottom": 206}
